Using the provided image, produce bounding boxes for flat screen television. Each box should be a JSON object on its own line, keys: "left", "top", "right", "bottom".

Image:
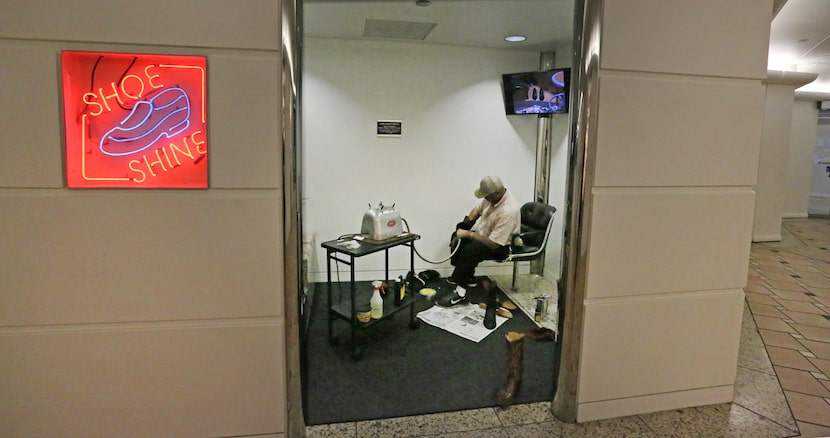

{"left": 501, "top": 68, "right": 571, "bottom": 115}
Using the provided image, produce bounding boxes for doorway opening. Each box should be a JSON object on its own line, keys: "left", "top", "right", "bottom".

{"left": 297, "top": 0, "right": 579, "bottom": 425}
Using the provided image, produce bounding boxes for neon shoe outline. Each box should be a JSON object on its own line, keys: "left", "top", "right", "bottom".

{"left": 99, "top": 87, "right": 191, "bottom": 157}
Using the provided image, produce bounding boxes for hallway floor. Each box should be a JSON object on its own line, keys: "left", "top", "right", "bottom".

{"left": 306, "top": 217, "right": 830, "bottom": 437}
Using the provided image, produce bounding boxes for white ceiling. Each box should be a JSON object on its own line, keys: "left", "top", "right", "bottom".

{"left": 770, "top": 0, "right": 830, "bottom": 95}
{"left": 304, "top": 0, "right": 830, "bottom": 95}
{"left": 303, "top": 0, "right": 574, "bottom": 52}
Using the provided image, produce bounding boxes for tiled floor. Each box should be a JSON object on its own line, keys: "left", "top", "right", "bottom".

{"left": 306, "top": 217, "right": 830, "bottom": 437}
{"left": 491, "top": 273, "right": 559, "bottom": 332}
{"left": 746, "top": 217, "right": 830, "bottom": 436}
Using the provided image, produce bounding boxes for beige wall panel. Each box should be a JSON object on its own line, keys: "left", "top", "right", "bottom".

{"left": 0, "top": 45, "right": 64, "bottom": 188}
{"left": 0, "top": 43, "right": 282, "bottom": 190}
{"left": 578, "top": 290, "right": 744, "bottom": 403}
{"left": 208, "top": 54, "right": 282, "bottom": 189}
{"left": 601, "top": 0, "right": 771, "bottom": 79}
{"left": 0, "top": 322, "right": 285, "bottom": 438}
{"left": 0, "top": 1, "right": 280, "bottom": 50}
{"left": 0, "top": 192, "right": 283, "bottom": 326}
{"left": 577, "top": 385, "right": 734, "bottom": 423}
{"left": 586, "top": 188, "right": 754, "bottom": 298}
{"left": 594, "top": 73, "right": 764, "bottom": 187}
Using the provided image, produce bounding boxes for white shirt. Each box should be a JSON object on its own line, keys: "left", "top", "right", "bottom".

{"left": 471, "top": 189, "right": 520, "bottom": 246}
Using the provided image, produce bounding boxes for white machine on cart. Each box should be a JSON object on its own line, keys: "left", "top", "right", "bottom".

{"left": 361, "top": 202, "right": 403, "bottom": 242}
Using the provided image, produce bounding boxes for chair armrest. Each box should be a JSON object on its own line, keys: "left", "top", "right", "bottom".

{"left": 510, "top": 233, "right": 523, "bottom": 251}
{"left": 519, "top": 230, "right": 544, "bottom": 247}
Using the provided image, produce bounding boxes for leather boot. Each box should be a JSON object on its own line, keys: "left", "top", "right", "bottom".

{"left": 497, "top": 331, "right": 525, "bottom": 408}
{"left": 483, "top": 287, "right": 498, "bottom": 329}
{"left": 523, "top": 327, "right": 557, "bottom": 342}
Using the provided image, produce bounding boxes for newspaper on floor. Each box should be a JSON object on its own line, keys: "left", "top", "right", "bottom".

{"left": 416, "top": 303, "right": 508, "bottom": 342}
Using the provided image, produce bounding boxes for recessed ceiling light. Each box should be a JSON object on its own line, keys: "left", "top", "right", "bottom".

{"left": 415, "top": 0, "right": 431, "bottom": 6}
{"left": 504, "top": 35, "right": 527, "bottom": 42}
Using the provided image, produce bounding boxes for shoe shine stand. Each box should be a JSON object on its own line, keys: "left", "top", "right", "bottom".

{"left": 321, "top": 233, "right": 421, "bottom": 360}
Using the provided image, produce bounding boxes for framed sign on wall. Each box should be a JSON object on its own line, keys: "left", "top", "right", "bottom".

{"left": 61, "top": 51, "right": 208, "bottom": 188}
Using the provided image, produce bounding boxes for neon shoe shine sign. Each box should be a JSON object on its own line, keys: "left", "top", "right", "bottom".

{"left": 61, "top": 51, "right": 208, "bottom": 188}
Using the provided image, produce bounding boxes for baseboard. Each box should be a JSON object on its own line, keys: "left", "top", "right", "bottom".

{"left": 576, "top": 385, "right": 734, "bottom": 423}
{"left": 782, "top": 212, "right": 809, "bottom": 219}
{"left": 752, "top": 234, "right": 782, "bottom": 242}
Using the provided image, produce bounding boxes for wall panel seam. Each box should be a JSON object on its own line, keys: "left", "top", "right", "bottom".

{"left": 0, "top": 37, "right": 281, "bottom": 56}
{"left": 599, "top": 68, "right": 766, "bottom": 82}
{"left": 0, "top": 36, "right": 280, "bottom": 53}
{"left": 0, "top": 188, "right": 282, "bottom": 196}
{"left": 591, "top": 186, "right": 757, "bottom": 192}
{"left": 578, "top": 384, "right": 735, "bottom": 405}
{"left": 0, "top": 316, "right": 284, "bottom": 335}
{"left": 584, "top": 288, "right": 745, "bottom": 306}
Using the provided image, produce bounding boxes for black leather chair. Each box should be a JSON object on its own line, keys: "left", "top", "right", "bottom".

{"left": 501, "top": 202, "right": 557, "bottom": 290}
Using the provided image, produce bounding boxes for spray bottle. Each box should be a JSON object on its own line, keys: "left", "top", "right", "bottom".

{"left": 370, "top": 280, "right": 384, "bottom": 319}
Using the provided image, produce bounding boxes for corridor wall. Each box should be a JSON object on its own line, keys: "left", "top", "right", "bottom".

{"left": 0, "top": 1, "right": 289, "bottom": 436}
{"left": 559, "top": 0, "right": 772, "bottom": 422}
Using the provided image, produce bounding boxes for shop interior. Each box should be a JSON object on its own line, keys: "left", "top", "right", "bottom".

{"left": 299, "top": 0, "right": 577, "bottom": 425}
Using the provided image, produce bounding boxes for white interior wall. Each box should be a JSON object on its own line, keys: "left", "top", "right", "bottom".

{"left": 302, "top": 37, "right": 571, "bottom": 283}
{"left": 0, "top": 2, "right": 287, "bottom": 437}
{"left": 785, "top": 101, "right": 819, "bottom": 217}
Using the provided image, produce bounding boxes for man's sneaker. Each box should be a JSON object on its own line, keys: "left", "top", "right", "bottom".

{"left": 438, "top": 289, "right": 468, "bottom": 307}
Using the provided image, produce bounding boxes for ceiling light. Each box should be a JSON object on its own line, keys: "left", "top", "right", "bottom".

{"left": 504, "top": 35, "right": 527, "bottom": 42}
{"left": 415, "top": 0, "right": 431, "bottom": 6}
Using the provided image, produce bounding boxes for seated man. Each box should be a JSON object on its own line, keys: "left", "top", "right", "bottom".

{"left": 439, "top": 175, "right": 520, "bottom": 307}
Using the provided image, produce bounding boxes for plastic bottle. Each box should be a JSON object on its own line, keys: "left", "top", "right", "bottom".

{"left": 370, "top": 280, "right": 384, "bottom": 319}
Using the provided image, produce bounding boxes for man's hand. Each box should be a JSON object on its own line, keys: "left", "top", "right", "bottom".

{"left": 456, "top": 216, "right": 475, "bottom": 231}
{"left": 450, "top": 228, "right": 473, "bottom": 249}
{"left": 460, "top": 228, "right": 499, "bottom": 250}
{"left": 457, "top": 229, "right": 472, "bottom": 239}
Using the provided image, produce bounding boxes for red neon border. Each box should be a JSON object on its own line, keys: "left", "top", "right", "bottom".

{"left": 61, "top": 51, "right": 208, "bottom": 188}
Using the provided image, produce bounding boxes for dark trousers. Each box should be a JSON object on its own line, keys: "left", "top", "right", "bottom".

{"left": 450, "top": 238, "right": 509, "bottom": 282}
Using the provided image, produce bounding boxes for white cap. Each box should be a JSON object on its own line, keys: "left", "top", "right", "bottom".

{"left": 474, "top": 176, "right": 504, "bottom": 198}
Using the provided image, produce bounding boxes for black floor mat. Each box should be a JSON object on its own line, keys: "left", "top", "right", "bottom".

{"left": 302, "top": 276, "right": 558, "bottom": 425}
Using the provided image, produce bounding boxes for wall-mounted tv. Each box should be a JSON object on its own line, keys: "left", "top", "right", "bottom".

{"left": 501, "top": 68, "right": 571, "bottom": 115}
